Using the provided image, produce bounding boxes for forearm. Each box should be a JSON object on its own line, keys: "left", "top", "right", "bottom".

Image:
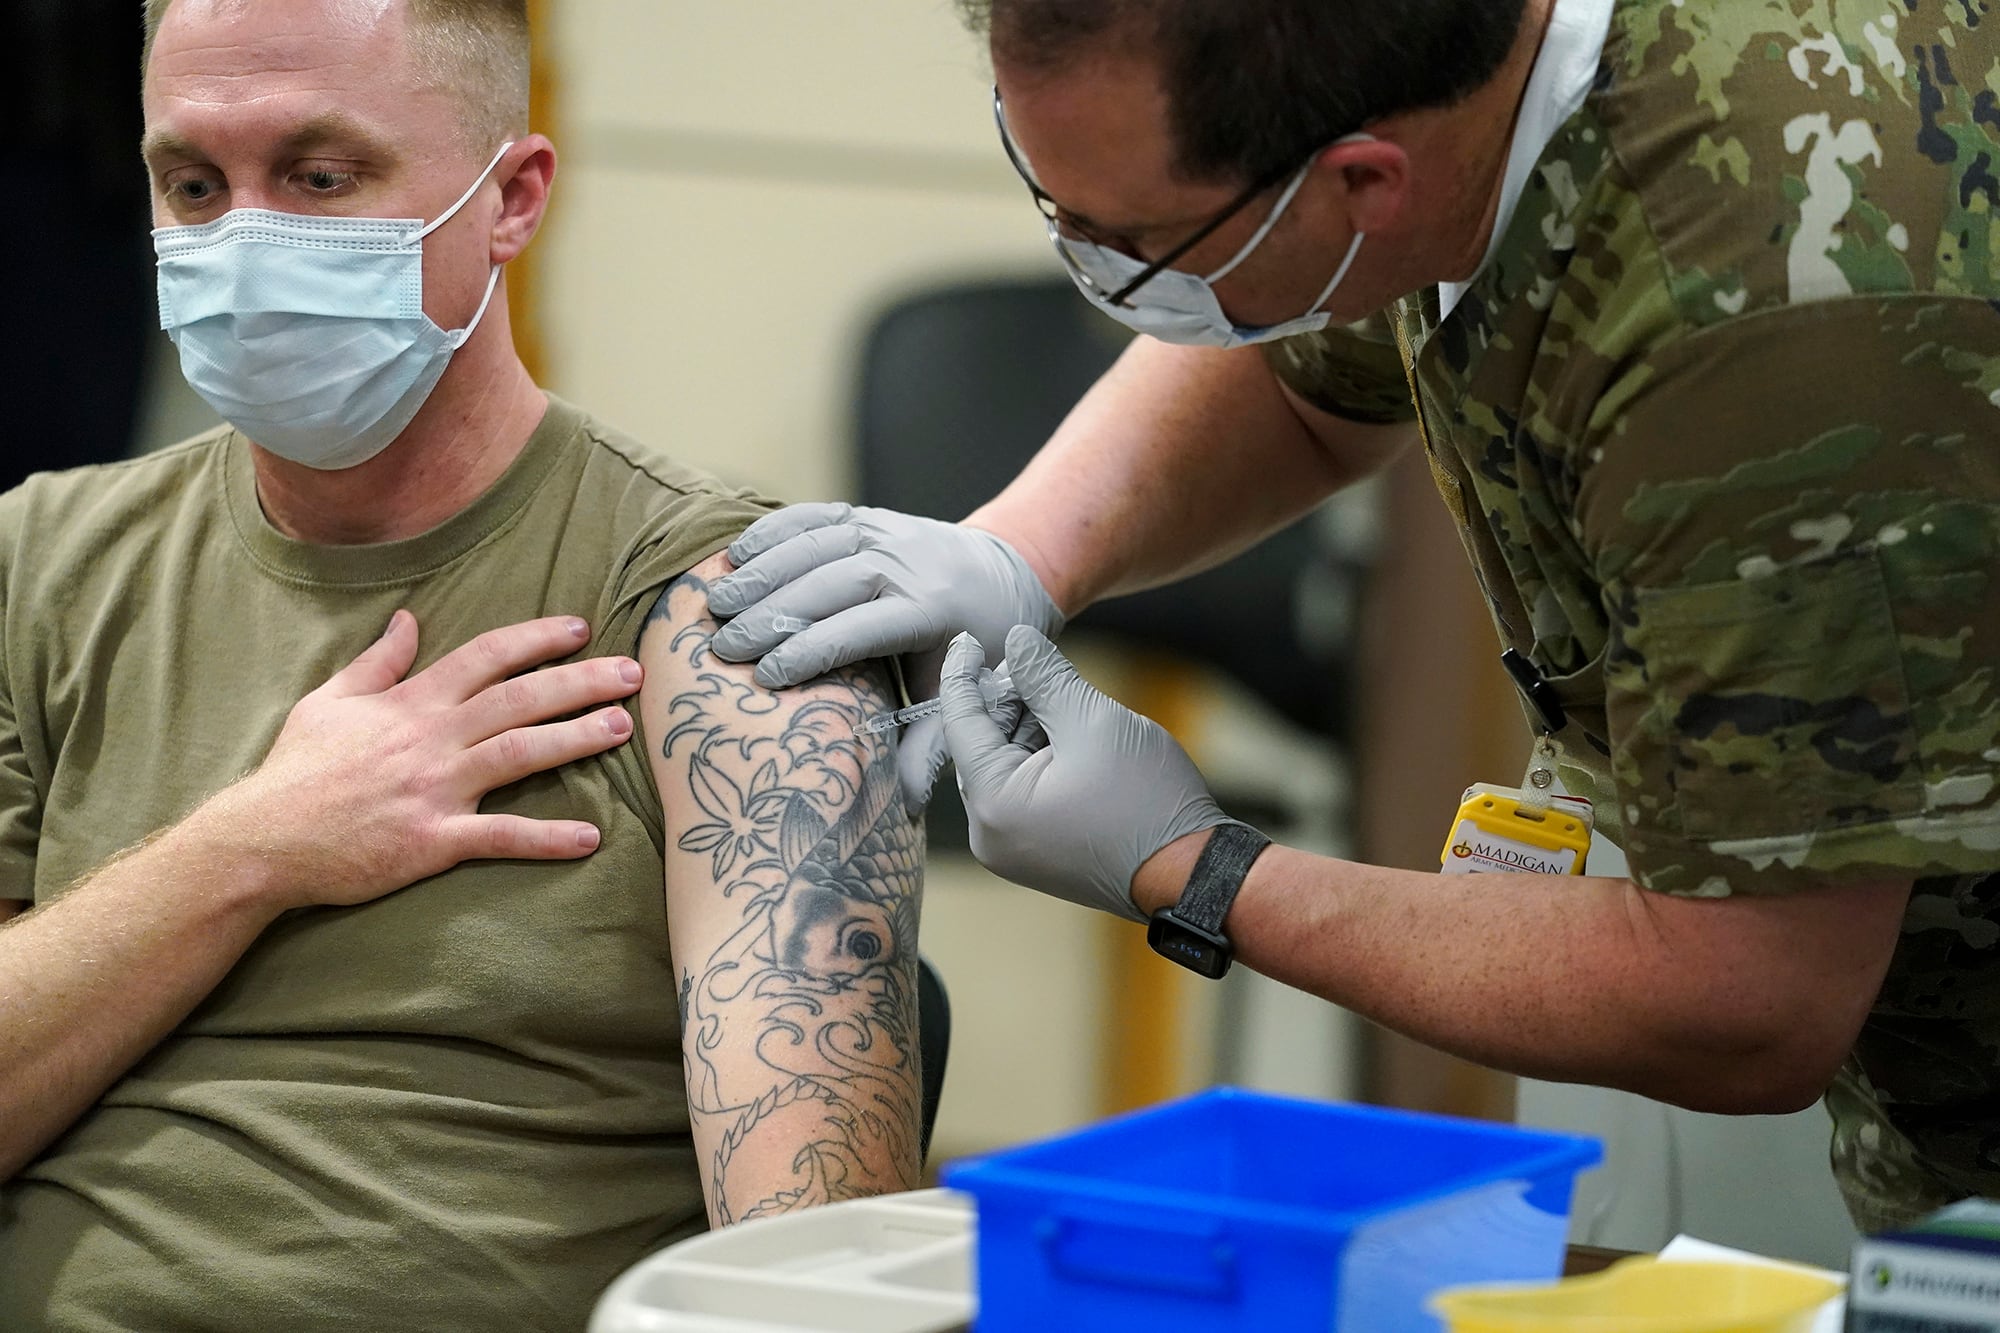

{"left": 1133, "top": 837, "right": 1897, "bottom": 1114}
{"left": 0, "top": 814, "right": 281, "bottom": 1179}
{"left": 968, "top": 338, "right": 1410, "bottom": 614}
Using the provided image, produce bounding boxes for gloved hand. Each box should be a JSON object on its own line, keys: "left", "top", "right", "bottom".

{"left": 705, "top": 503, "right": 1065, "bottom": 816}
{"left": 939, "top": 626, "right": 1230, "bottom": 922}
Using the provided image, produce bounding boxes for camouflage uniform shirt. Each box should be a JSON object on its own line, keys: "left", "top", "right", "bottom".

{"left": 1266, "top": 0, "right": 2000, "bottom": 1229}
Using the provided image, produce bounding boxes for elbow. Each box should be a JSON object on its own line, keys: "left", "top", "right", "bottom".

{"left": 1638, "top": 1008, "right": 1859, "bottom": 1117}
{"left": 1745, "top": 1060, "right": 1843, "bottom": 1115}
{"left": 1751, "top": 1031, "right": 1854, "bottom": 1113}
{"left": 1678, "top": 1062, "right": 1836, "bottom": 1117}
{"left": 0, "top": 1143, "right": 32, "bottom": 1188}
{"left": 1606, "top": 873, "right": 1906, "bottom": 1117}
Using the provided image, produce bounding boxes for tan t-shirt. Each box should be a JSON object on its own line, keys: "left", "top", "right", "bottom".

{"left": 0, "top": 397, "right": 773, "bottom": 1331}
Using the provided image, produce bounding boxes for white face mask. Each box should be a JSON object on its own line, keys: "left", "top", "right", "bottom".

{"left": 153, "top": 142, "right": 514, "bottom": 471}
{"left": 1056, "top": 148, "right": 1369, "bottom": 350}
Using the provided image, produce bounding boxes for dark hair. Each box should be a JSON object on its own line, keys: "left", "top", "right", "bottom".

{"left": 960, "top": 0, "right": 1530, "bottom": 185}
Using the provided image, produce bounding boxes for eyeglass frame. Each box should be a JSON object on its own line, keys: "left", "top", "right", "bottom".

{"left": 992, "top": 86, "right": 1322, "bottom": 309}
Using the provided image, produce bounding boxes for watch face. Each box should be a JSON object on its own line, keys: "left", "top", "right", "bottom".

{"left": 1147, "top": 915, "right": 1232, "bottom": 980}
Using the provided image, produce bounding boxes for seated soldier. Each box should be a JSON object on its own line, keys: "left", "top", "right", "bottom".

{"left": 0, "top": 0, "right": 924, "bottom": 1327}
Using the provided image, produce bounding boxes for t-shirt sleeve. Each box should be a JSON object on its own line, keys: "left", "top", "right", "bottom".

{"left": 0, "top": 690, "right": 36, "bottom": 904}
{"left": 1261, "top": 311, "right": 1419, "bottom": 425}
{"left": 594, "top": 484, "right": 781, "bottom": 852}
{"left": 0, "top": 508, "right": 38, "bottom": 904}
{"left": 1576, "top": 298, "right": 2000, "bottom": 897}
{"left": 610, "top": 489, "right": 779, "bottom": 627}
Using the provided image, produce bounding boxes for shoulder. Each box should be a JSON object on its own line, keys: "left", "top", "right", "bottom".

{"left": 535, "top": 398, "right": 780, "bottom": 615}
{"left": 1, "top": 428, "right": 229, "bottom": 532}
{"left": 546, "top": 398, "right": 779, "bottom": 586}
{"left": 634, "top": 552, "right": 901, "bottom": 826}
{"left": 1263, "top": 313, "right": 1418, "bottom": 425}
{"left": 1593, "top": 0, "right": 2000, "bottom": 329}
{"left": 559, "top": 397, "right": 777, "bottom": 515}
{"left": 0, "top": 428, "right": 232, "bottom": 599}
{"left": 636, "top": 552, "right": 893, "bottom": 708}
{"left": 644, "top": 552, "right": 735, "bottom": 628}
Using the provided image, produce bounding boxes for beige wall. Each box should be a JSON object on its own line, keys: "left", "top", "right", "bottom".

{"left": 540, "top": 0, "right": 1058, "bottom": 502}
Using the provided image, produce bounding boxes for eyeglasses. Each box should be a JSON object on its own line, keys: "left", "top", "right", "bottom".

{"left": 993, "top": 86, "right": 1306, "bottom": 309}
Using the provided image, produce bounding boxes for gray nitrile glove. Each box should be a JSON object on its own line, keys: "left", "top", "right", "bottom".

{"left": 705, "top": 503, "right": 1064, "bottom": 816}
{"left": 939, "top": 626, "right": 1229, "bottom": 922}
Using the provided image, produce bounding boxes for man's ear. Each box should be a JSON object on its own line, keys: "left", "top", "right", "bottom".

{"left": 491, "top": 135, "right": 557, "bottom": 265}
{"left": 1318, "top": 136, "right": 1409, "bottom": 236}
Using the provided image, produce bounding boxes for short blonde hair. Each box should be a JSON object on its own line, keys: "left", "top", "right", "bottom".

{"left": 143, "top": 0, "right": 530, "bottom": 150}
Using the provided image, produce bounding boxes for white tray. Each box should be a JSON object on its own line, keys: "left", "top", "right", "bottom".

{"left": 588, "top": 1189, "right": 975, "bottom": 1333}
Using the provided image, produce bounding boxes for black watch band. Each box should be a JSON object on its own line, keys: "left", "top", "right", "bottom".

{"left": 1146, "top": 822, "right": 1271, "bottom": 980}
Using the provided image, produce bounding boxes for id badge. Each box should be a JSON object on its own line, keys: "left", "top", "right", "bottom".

{"left": 1439, "top": 783, "right": 1594, "bottom": 876}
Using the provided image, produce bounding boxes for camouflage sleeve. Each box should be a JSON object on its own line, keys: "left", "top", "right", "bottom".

{"left": 1261, "top": 312, "right": 1419, "bottom": 425}
{"left": 1580, "top": 296, "right": 2000, "bottom": 898}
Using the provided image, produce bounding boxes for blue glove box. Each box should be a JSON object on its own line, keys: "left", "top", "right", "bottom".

{"left": 943, "top": 1086, "right": 1601, "bottom": 1333}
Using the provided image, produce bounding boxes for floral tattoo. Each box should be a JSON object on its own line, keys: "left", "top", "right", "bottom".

{"left": 644, "top": 571, "right": 924, "bottom": 1223}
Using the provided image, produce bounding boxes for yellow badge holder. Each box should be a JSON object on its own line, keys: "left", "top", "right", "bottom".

{"left": 1440, "top": 778, "right": 1593, "bottom": 877}
{"left": 1439, "top": 652, "right": 1595, "bottom": 877}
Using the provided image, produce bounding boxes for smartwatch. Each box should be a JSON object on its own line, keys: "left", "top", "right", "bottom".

{"left": 1146, "top": 822, "right": 1271, "bottom": 980}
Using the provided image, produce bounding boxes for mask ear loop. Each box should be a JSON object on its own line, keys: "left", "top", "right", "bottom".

{"left": 446, "top": 266, "right": 505, "bottom": 349}
{"left": 415, "top": 140, "right": 518, "bottom": 242}
{"left": 1203, "top": 131, "right": 1378, "bottom": 290}
{"left": 411, "top": 141, "right": 518, "bottom": 347}
{"left": 1297, "top": 230, "right": 1366, "bottom": 320}
{"left": 1202, "top": 162, "right": 1314, "bottom": 285}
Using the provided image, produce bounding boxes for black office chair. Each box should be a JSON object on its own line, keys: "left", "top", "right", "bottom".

{"left": 916, "top": 954, "right": 949, "bottom": 1164}
{"left": 853, "top": 277, "right": 1365, "bottom": 848}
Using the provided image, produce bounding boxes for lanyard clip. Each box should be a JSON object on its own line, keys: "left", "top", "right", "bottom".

{"left": 1500, "top": 648, "right": 1567, "bottom": 733}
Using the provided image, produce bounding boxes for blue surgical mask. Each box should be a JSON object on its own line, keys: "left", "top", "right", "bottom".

{"left": 1054, "top": 137, "right": 1371, "bottom": 350}
{"left": 153, "top": 142, "right": 514, "bottom": 471}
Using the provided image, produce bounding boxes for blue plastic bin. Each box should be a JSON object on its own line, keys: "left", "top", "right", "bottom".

{"left": 943, "top": 1087, "right": 1601, "bottom": 1333}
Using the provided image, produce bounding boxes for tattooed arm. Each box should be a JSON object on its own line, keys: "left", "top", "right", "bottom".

{"left": 640, "top": 552, "right": 926, "bottom": 1226}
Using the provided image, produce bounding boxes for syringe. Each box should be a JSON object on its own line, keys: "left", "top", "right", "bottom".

{"left": 858, "top": 669, "right": 1015, "bottom": 737}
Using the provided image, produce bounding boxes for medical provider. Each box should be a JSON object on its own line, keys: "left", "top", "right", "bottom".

{"left": 706, "top": 0, "right": 2000, "bottom": 1231}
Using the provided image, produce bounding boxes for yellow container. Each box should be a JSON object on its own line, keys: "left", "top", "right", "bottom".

{"left": 1429, "top": 1257, "right": 1841, "bottom": 1333}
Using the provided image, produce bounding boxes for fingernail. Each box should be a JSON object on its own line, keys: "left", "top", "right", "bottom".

{"left": 567, "top": 618, "right": 590, "bottom": 639}
{"left": 754, "top": 662, "right": 783, "bottom": 690}
{"left": 619, "top": 659, "right": 643, "bottom": 684}
{"left": 577, "top": 826, "right": 601, "bottom": 850}
{"left": 382, "top": 610, "right": 403, "bottom": 637}
{"left": 606, "top": 708, "right": 632, "bottom": 737}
